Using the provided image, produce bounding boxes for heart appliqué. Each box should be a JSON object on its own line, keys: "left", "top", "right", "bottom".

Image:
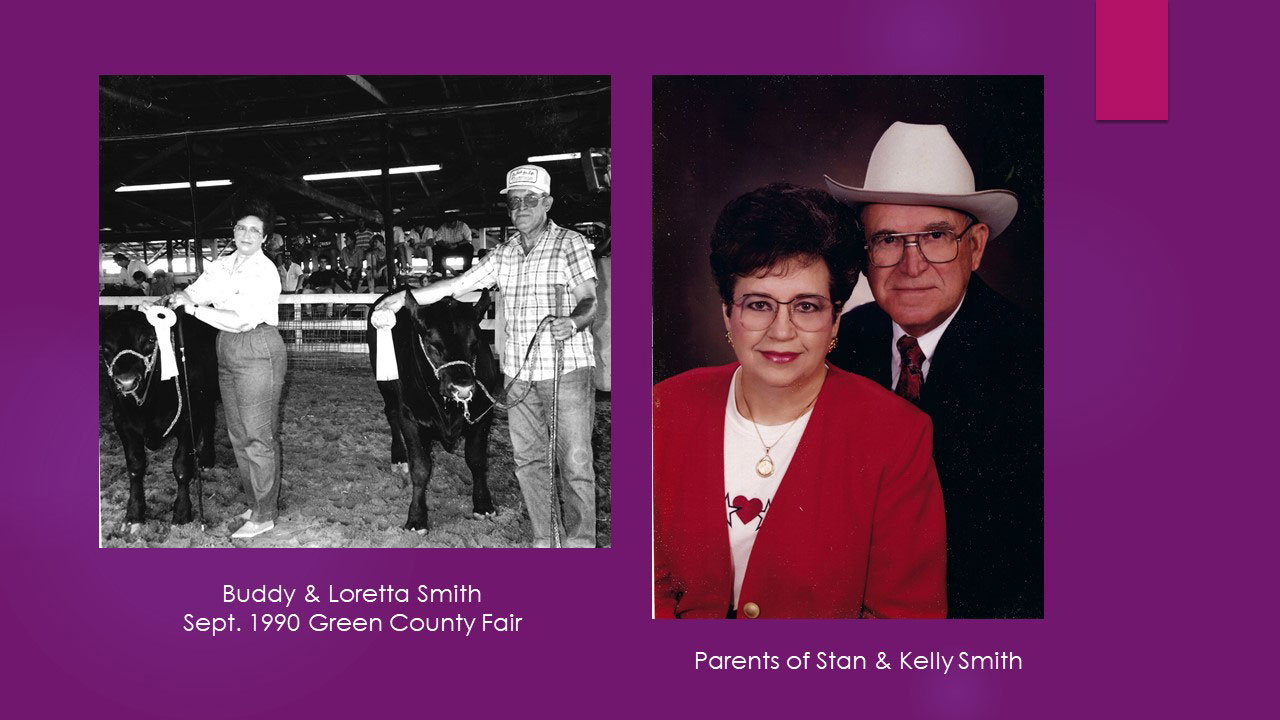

{"left": 732, "top": 495, "right": 764, "bottom": 524}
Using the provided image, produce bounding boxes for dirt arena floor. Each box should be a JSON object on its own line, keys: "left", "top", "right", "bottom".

{"left": 99, "top": 362, "right": 612, "bottom": 548}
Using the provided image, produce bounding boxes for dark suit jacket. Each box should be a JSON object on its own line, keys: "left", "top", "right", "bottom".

{"left": 830, "top": 275, "right": 1044, "bottom": 618}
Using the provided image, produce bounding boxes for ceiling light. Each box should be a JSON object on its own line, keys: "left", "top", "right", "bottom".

{"left": 388, "top": 164, "right": 442, "bottom": 175}
{"left": 303, "top": 169, "right": 380, "bottom": 181}
{"left": 115, "top": 179, "right": 232, "bottom": 192}
{"left": 304, "top": 164, "right": 442, "bottom": 181}
{"left": 526, "top": 152, "right": 606, "bottom": 163}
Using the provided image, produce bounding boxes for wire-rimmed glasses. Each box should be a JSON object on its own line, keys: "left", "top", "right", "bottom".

{"left": 731, "top": 293, "right": 840, "bottom": 331}
{"left": 865, "top": 222, "right": 975, "bottom": 267}
{"left": 233, "top": 224, "right": 264, "bottom": 240}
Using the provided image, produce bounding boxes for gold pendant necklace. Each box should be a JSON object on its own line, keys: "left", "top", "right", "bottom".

{"left": 741, "top": 386, "right": 819, "bottom": 478}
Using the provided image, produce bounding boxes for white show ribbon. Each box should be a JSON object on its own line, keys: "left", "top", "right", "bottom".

{"left": 370, "top": 307, "right": 399, "bottom": 381}
{"left": 142, "top": 305, "right": 179, "bottom": 380}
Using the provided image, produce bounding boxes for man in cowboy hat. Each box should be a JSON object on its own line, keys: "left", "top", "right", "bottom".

{"left": 825, "top": 122, "right": 1043, "bottom": 618}
{"left": 375, "top": 164, "right": 599, "bottom": 548}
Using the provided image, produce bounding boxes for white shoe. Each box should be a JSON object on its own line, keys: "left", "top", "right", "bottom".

{"left": 232, "top": 520, "right": 274, "bottom": 539}
{"left": 238, "top": 509, "right": 252, "bottom": 521}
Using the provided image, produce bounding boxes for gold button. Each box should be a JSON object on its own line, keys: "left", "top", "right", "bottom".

{"left": 741, "top": 602, "right": 760, "bottom": 619}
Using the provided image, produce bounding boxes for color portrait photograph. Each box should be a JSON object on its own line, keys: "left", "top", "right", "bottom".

{"left": 653, "top": 75, "right": 1043, "bottom": 619}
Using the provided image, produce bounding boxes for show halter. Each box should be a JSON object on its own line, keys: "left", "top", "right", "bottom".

{"left": 374, "top": 305, "right": 558, "bottom": 425}
{"left": 101, "top": 306, "right": 185, "bottom": 440}
{"left": 104, "top": 342, "right": 158, "bottom": 406}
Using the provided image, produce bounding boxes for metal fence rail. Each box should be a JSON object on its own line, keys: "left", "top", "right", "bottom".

{"left": 99, "top": 292, "right": 495, "bottom": 371}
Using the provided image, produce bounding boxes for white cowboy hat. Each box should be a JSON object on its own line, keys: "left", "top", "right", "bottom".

{"left": 824, "top": 122, "right": 1019, "bottom": 239}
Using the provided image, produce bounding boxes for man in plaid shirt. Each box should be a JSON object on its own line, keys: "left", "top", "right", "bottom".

{"left": 376, "top": 164, "right": 599, "bottom": 547}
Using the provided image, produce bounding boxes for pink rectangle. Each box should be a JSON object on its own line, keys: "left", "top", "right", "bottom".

{"left": 1097, "top": 0, "right": 1169, "bottom": 120}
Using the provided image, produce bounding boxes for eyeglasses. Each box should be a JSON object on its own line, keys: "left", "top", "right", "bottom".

{"left": 865, "top": 222, "right": 975, "bottom": 267}
{"left": 233, "top": 224, "right": 264, "bottom": 239}
{"left": 506, "top": 194, "right": 547, "bottom": 211}
{"left": 731, "top": 293, "right": 840, "bottom": 331}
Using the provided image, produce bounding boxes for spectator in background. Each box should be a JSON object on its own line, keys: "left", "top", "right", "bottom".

{"left": 265, "top": 232, "right": 285, "bottom": 264}
{"left": 414, "top": 226, "right": 435, "bottom": 268}
{"left": 340, "top": 233, "right": 356, "bottom": 283}
{"left": 350, "top": 219, "right": 375, "bottom": 288}
{"left": 301, "top": 261, "right": 352, "bottom": 320}
{"left": 433, "top": 219, "right": 474, "bottom": 276}
{"left": 279, "top": 253, "right": 303, "bottom": 294}
{"left": 363, "top": 234, "right": 387, "bottom": 293}
{"left": 302, "top": 263, "right": 352, "bottom": 294}
{"left": 149, "top": 269, "right": 176, "bottom": 297}
{"left": 284, "top": 224, "right": 307, "bottom": 266}
{"left": 114, "top": 252, "right": 152, "bottom": 290}
{"left": 398, "top": 226, "right": 418, "bottom": 267}
{"left": 313, "top": 227, "right": 339, "bottom": 273}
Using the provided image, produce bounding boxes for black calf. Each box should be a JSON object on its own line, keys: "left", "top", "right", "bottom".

{"left": 369, "top": 291, "right": 499, "bottom": 532}
{"left": 100, "top": 309, "right": 218, "bottom": 527}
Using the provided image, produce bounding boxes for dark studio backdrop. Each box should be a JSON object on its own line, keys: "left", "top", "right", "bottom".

{"left": 652, "top": 75, "right": 1043, "bottom": 382}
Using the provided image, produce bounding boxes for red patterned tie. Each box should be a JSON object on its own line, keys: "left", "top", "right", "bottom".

{"left": 895, "top": 335, "right": 926, "bottom": 404}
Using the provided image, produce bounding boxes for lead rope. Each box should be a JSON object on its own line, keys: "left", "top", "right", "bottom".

{"left": 173, "top": 309, "right": 203, "bottom": 528}
{"left": 548, "top": 333, "right": 565, "bottom": 548}
{"left": 549, "top": 286, "right": 566, "bottom": 548}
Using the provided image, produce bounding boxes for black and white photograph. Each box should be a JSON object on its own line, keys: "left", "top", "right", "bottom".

{"left": 99, "top": 75, "right": 612, "bottom": 548}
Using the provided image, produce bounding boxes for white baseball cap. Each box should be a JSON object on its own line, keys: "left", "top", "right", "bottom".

{"left": 500, "top": 164, "right": 551, "bottom": 195}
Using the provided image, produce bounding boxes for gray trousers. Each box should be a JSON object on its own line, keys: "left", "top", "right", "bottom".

{"left": 506, "top": 367, "right": 596, "bottom": 547}
{"left": 217, "top": 325, "right": 287, "bottom": 522}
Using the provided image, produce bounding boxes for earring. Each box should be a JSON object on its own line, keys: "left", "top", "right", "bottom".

{"left": 828, "top": 337, "right": 838, "bottom": 353}
{"left": 726, "top": 331, "right": 734, "bottom": 346}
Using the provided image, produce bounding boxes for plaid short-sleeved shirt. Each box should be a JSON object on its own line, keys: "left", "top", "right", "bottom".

{"left": 464, "top": 220, "right": 597, "bottom": 381}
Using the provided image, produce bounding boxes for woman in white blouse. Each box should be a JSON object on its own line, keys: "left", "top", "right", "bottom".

{"left": 166, "top": 199, "right": 286, "bottom": 539}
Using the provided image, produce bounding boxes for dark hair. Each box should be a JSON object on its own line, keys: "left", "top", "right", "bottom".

{"left": 710, "top": 183, "right": 862, "bottom": 313}
{"left": 234, "top": 198, "right": 276, "bottom": 238}
{"left": 113, "top": 253, "right": 128, "bottom": 264}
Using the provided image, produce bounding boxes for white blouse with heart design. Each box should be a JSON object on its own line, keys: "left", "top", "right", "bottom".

{"left": 723, "top": 367, "right": 814, "bottom": 610}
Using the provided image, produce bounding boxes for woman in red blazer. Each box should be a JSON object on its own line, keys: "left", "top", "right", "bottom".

{"left": 653, "top": 184, "right": 946, "bottom": 619}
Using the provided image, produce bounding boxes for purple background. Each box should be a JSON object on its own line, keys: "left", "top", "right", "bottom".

{"left": 2, "top": 1, "right": 1272, "bottom": 717}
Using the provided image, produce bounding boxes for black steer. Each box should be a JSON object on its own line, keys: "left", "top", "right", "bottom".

{"left": 369, "top": 291, "right": 499, "bottom": 532}
{"left": 100, "top": 309, "right": 218, "bottom": 529}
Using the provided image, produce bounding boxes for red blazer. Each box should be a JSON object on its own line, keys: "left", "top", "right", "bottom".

{"left": 653, "top": 364, "right": 946, "bottom": 619}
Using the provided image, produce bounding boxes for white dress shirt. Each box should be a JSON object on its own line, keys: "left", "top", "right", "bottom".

{"left": 890, "top": 292, "right": 966, "bottom": 389}
{"left": 185, "top": 250, "right": 281, "bottom": 329}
